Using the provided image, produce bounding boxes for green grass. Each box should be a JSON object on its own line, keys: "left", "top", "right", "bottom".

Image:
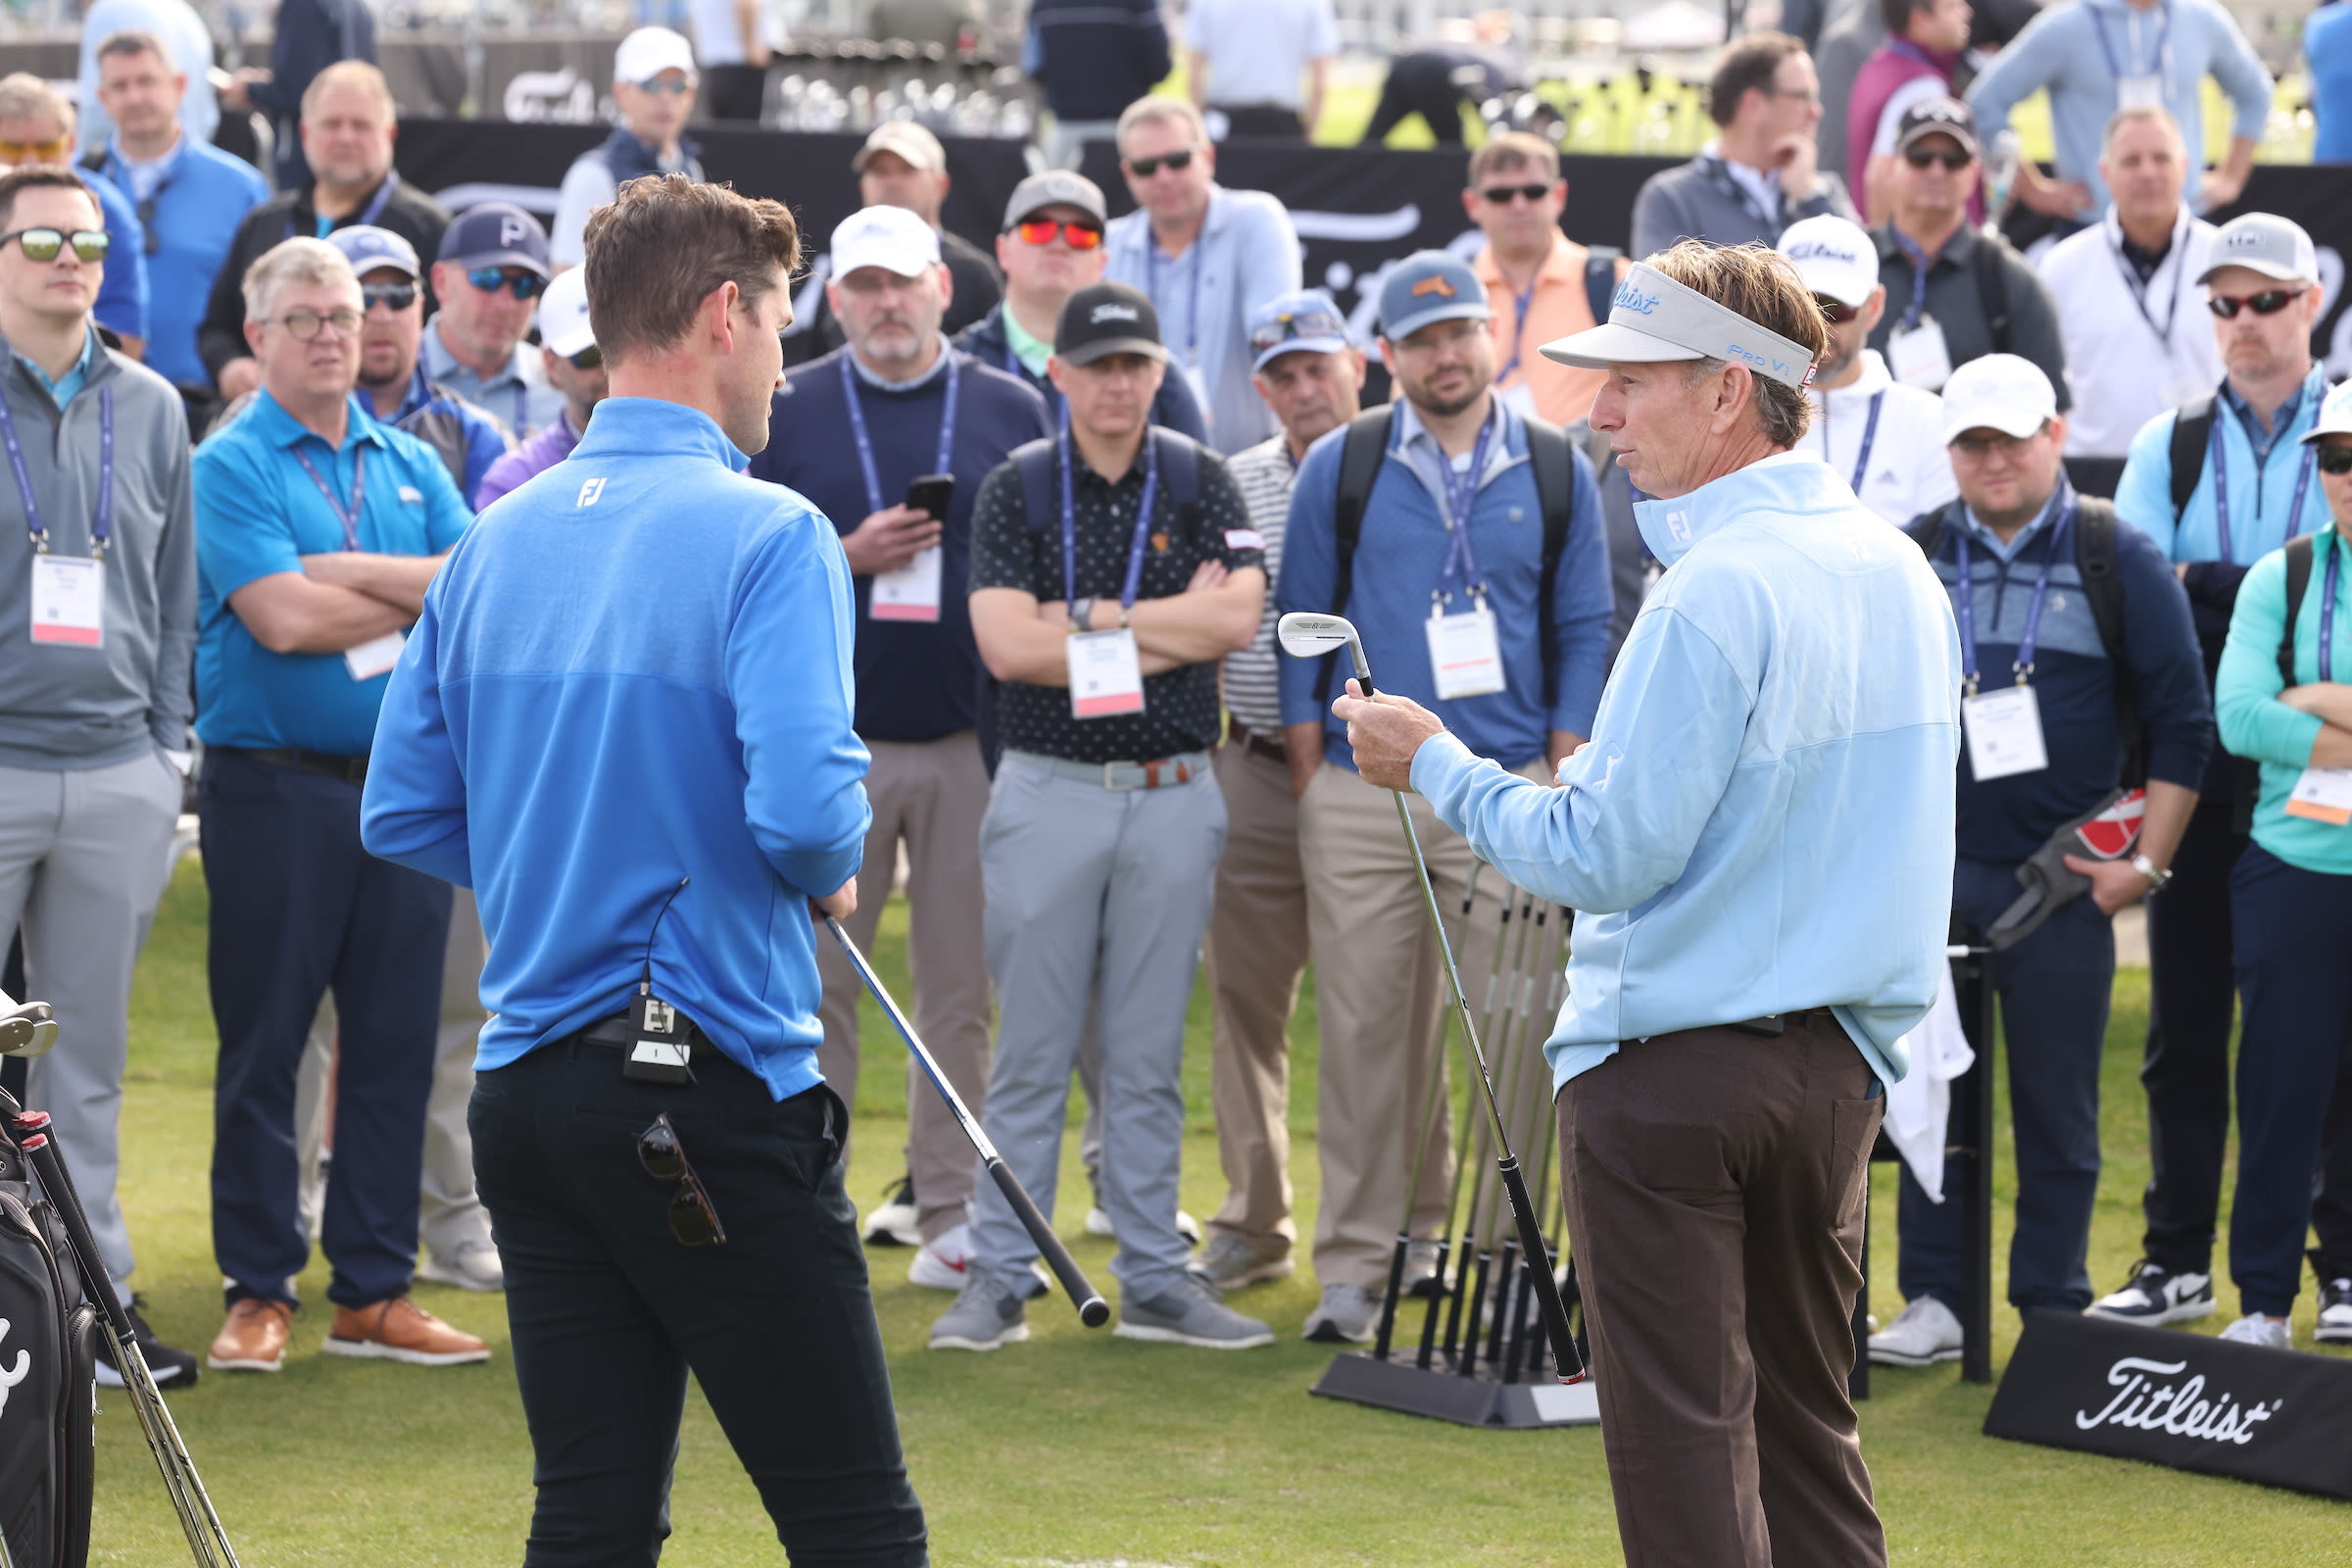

{"left": 84, "top": 861, "right": 2348, "bottom": 1563}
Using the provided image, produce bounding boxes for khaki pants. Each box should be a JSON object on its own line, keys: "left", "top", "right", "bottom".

{"left": 1202, "top": 741, "right": 1312, "bottom": 1250}
{"left": 814, "top": 731, "right": 993, "bottom": 1244}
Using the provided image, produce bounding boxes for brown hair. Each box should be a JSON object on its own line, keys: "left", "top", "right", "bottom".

{"left": 1707, "top": 32, "right": 1808, "bottom": 127}
{"left": 94, "top": 29, "right": 172, "bottom": 68}
{"left": 1648, "top": 240, "right": 1827, "bottom": 448}
{"left": 0, "top": 166, "right": 102, "bottom": 235}
{"left": 581, "top": 173, "right": 801, "bottom": 366}
{"left": 1467, "top": 131, "right": 1560, "bottom": 189}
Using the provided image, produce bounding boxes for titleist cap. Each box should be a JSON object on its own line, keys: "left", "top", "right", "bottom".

{"left": 1540, "top": 261, "right": 1818, "bottom": 391}
{"left": 1055, "top": 280, "right": 1168, "bottom": 367}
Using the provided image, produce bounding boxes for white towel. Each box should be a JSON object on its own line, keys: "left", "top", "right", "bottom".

{"left": 1883, "top": 964, "right": 1974, "bottom": 1203}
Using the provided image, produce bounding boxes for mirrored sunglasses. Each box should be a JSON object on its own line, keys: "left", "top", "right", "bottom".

{"left": 1250, "top": 310, "right": 1349, "bottom": 358}
{"left": 362, "top": 281, "right": 418, "bottom": 313}
{"left": 467, "top": 267, "right": 544, "bottom": 300}
{"left": 1014, "top": 219, "right": 1102, "bottom": 251}
{"left": 2, "top": 226, "right": 109, "bottom": 264}
{"left": 2207, "top": 288, "right": 2304, "bottom": 319}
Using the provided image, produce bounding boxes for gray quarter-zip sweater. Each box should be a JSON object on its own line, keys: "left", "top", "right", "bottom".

{"left": 0, "top": 337, "right": 195, "bottom": 768}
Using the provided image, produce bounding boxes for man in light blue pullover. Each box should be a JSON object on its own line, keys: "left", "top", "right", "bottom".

{"left": 1337, "top": 245, "right": 1959, "bottom": 1568}
{"left": 1967, "top": 0, "right": 2273, "bottom": 220}
{"left": 361, "top": 175, "right": 928, "bottom": 1564}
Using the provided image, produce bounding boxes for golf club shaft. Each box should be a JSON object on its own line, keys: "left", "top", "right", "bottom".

{"left": 1454, "top": 889, "right": 1532, "bottom": 1373}
{"left": 824, "top": 916, "right": 1110, "bottom": 1329}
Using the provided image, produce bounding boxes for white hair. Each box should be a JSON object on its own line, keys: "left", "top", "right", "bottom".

{"left": 241, "top": 238, "right": 358, "bottom": 325}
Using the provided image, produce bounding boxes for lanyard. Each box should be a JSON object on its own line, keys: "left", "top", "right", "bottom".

{"left": 1848, "top": 390, "right": 1885, "bottom": 494}
{"left": 1953, "top": 496, "right": 2077, "bottom": 693}
{"left": 2209, "top": 403, "right": 2317, "bottom": 563}
{"left": 1058, "top": 427, "right": 1161, "bottom": 612}
{"left": 2110, "top": 226, "right": 2187, "bottom": 348}
{"left": 2322, "top": 535, "right": 2343, "bottom": 684}
{"left": 1435, "top": 412, "right": 1497, "bottom": 607}
{"left": 0, "top": 386, "right": 111, "bottom": 558}
{"left": 1146, "top": 239, "right": 1205, "bottom": 364}
{"left": 840, "top": 353, "right": 960, "bottom": 516}
{"left": 2092, "top": 1, "right": 2171, "bottom": 82}
{"left": 293, "top": 443, "right": 368, "bottom": 552}
{"left": 1703, "top": 151, "right": 1779, "bottom": 230}
{"left": 1494, "top": 271, "right": 1543, "bottom": 387}
{"left": 283, "top": 174, "right": 395, "bottom": 243}
{"left": 1893, "top": 231, "right": 1936, "bottom": 330}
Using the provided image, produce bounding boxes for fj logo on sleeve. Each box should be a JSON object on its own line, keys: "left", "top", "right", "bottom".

{"left": 1666, "top": 509, "right": 1691, "bottom": 544}
{"left": 1597, "top": 747, "right": 1626, "bottom": 792}
{"left": 578, "top": 477, "right": 608, "bottom": 507}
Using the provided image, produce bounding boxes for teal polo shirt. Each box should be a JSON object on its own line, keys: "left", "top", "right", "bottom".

{"left": 193, "top": 389, "right": 471, "bottom": 755}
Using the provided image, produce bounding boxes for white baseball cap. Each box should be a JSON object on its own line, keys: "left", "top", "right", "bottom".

{"left": 830, "top": 205, "right": 942, "bottom": 280}
{"left": 613, "top": 26, "right": 696, "bottom": 86}
{"left": 1778, "top": 215, "right": 1879, "bottom": 309}
{"left": 536, "top": 268, "right": 595, "bottom": 360}
{"left": 1542, "top": 261, "right": 1818, "bottom": 391}
{"left": 2300, "top": 380, "right": 2352, "bottom": 446}
{"left": 2198, "top": 213, "right": 2320, "bottom": 287}
{"left": 1939, "top": 353, "right": 2058, "bottom": 444}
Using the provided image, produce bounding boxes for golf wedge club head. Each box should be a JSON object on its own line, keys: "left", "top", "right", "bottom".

{"left": 0, "top": 997, "right": 57, "bottom": 1059}
{"left": 1276, "top": 612, "right": 1374, "bottom": 686}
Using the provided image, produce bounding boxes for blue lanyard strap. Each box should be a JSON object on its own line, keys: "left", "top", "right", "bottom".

{"left": 2322, "top": 535, "right": 2342, "bottom": 685}
{"left": 1893, "top": 231, "right": 1935, "bottom": 330}
{"left": 0, "top": 385, "right": 111, "bottom": 556}
{"left": 1494, "top": 272, "right": 1543, "bottom": 386}
{"left": 2209, "top": 401, "right": 2318, "bottom": 563}
{"left": 1058, "top": 427, "right": 1162, "bottom": 611}
{"left": 1146, "top": 240, "right": 1204, "bottom": 363}
{"left": 292, "top": 443, "right": 368, "bottom": 552}
{"left": 1849, "top": 390, "right": 1885, "bottom": 494}
{"left": 1435, "top": 412, "right": 1498, "bottom": 606}
{"left": 839, "top": 353, "right": 960, "bottom": 517}
{"left": 284, "top": 175, "right": 395, "bottom": 243}
{"left": 2092, "top": 1, "right": 2170, "bottom": 79}
{"left": 1953, "top": 495, "right": 2077, "bottom": 691}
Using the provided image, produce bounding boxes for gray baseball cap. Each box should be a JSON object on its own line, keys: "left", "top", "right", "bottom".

{"left": 1003, "top": 170, "right": 1107, "bottom": 231}
{"left": 2198, "top": 213, "right": 2320, "bottom": 287}
{"left": 1542, "top": 261, "right": 1818, "bottom": 391}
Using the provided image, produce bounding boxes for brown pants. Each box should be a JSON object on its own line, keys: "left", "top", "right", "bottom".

{"left": 1557, "top": 1016, "right": 1888, "bottom": 1568}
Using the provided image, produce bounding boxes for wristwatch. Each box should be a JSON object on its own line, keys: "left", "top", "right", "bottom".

{"left": 2130, "top": 853, "right": 2173, "bottom": 894}
{"left": 1069, "top": 596, "right": 1096, "bottom": 631}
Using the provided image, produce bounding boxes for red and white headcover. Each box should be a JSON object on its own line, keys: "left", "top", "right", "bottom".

{"left": 2074, "top": 790, "right": 2146, "bottom": 860}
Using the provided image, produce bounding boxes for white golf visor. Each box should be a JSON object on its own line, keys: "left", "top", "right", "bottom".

{"left": 1540, "top": 261, "right": 1819, "bottom": 392}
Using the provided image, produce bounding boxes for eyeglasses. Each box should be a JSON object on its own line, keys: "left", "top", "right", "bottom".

{"left": 1125, "top": 148, "right": 1198, "bottom": 177}
{"left": 632, "top": 75, "right": 695, "bottom": 97}
{"left": 467, "top": 267, "right": 544, "bottom": 300}
{"left": 361, "top": 281, "right": 417, "bottom": 313}
{"left": 637, "top": 1113, "right": 725, "bottom": 1248}
{"left": 1013, "top": 219, "right": 1102, "bottom": 251}
{"left": 1903, "top": 145, "right": 1975, "bottom": 171}
{"left": 1948, "top": 426, "right": 2044, "bottom": 458}
{"left": 1767, "top": 86, "right": 1824, "bottom": 106}
{"left": 566, "top": 344, "right": 603, "bottom": 370}
{"left": 2208, "top": 287, "right": 2305, "bottom": 319}
{"left": 1480, "top": 182, "right": 1554, "bottom": 206}
{"left": 273, "top": 308, "right": 364, "bottom": 341}
{"left": 1250, "top": 308, "right": 1350, "bottom": 358}
{"left": 1812, "top": 294, "right": 1861, "bottom": 324}
{"left": 1, "top": 227, "right": 109, "bottom": 264}
{"left": 2317, "top": 445, "right": 2352, "bottom": 476}
{"left": 0, "top": 137, "right": 70, "bottom": 163}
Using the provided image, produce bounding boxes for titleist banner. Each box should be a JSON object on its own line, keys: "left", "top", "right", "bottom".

{"left": 1983, "top": 1310, "right": 2352, "bottom": 1499}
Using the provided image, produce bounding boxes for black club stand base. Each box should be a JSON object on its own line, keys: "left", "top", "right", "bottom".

{"left": 1310, "top": 1349, "right": 1601, "bottom": 1429}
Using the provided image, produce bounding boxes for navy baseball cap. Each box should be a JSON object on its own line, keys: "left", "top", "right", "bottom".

{"left": 1249, "top": 289, "right": 1352, "bottom": 373}
{"left": 327, "top": 224, "right": 420, "bottom": 280}
{"left": 1378, "top": 252, "right": 1489, "bottom": 342}
{"left": 438, "top": 203, "right": 551, "bottom": 278}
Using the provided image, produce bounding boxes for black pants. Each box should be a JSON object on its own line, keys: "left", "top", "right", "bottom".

{"left": 471, "top": 1037, "right": 926, "bottom": 1567}
{"left": 703, "top": 64, "right": 768, "bottom": 122}
{"left": 1208, "top": 103, "right": 1305, "bottom": 139}
{"left": 1361, "top": 53, "right": 1471, "bottom": 145}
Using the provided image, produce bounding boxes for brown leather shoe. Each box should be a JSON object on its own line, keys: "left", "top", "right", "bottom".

{"left": 323, "top": 1297, "right": 490, "bottom": 1366}
{"left": 206, "top": 1298, "right": 293, "bottom": 1373}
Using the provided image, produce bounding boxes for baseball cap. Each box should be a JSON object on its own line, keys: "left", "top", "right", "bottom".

{"left": 1896, "top": 96, "right": 1980, "bottom": 160}
{"left": 2198, "top": 213, "right": 2321, "bottom": 287}
{"left": 327, "top": 224, "right": 419, "bottom": 281}
{"left": 1378, "top": 252, "right": 1490, "bottom": 343}
{"left": 438, "top": 203, "right": 551, "bottom": 278}
{"left": 1249, "top": 289, "right": 1352, "bottom": 373}
{"left": 1003, "top": 170, "right": 1107, "bottom": 231}
{"left": 855, "top": 122, "right": 947, "bottom": 176}
{"left": 1054, "top": 281, "right": 1167, "bottom": 367}
{"left": 613, "top": 26, "right": 696, "bottom": 85}
{"left": 536, "top": 268, "right": 596, "bottom": 360}
{"left": 1939, "top": 354, "right": 2058, "bottom": 444}
{"left": 1778, "top": 215, "right": 1878, "bottom": 309}
{"left": 830, "top": 205, "right": 942, "bottom": 280}
{"left": 2300, "top": 380, "right": 2352, "bottom": 447}
{"left": 1541, "top": 261, "right": 1818, "bottom": 391}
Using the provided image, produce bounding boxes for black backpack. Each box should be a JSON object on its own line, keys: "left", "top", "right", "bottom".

{"left": 2167, "top": 395, "right": 2219, "bottom": 523}
{"left": 0, "top": 1130, "right": 97, "bottom": 1568}
{"left": 1316, "top": 406, "right": 1580, "bottom": 705}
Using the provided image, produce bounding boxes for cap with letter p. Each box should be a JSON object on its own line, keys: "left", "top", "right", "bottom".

{"left": 1541, "top": 260, "right": 1819, "bottom": 390}
{"left": 829, "top": 204, "right": 942, "bottom": 280}
{"left": 1378, "top": 251, "right": 1490, "bottom": 342}
{"left": 2198, "top": 212, "right": 2321, "bottom": 287}
{"left": 1938, "top": 353, "right": 2058, "bottom": 445}
{"left": 1055, "top": 280, "right": 1167, "bottom": 367}
{"left": 1778, "top": 215, "right": 1879, "bottom": 308}
{"left": 439, "top": 202, "right": 551, "bottom": 278}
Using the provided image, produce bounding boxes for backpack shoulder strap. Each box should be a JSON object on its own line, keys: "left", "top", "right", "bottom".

{"left": 1153, "top": 427, "right": 1200, "bottom": 513}
{"left": 2073, "top": 504, "right": 2125, "bottom": 667}
{"left": 1013, "top": 437, "right": 1057, "bottom": 533}
{"left": 76, "top": 149, "right": 104, "bottom": 174}
{"left": 1901, "top": 507, "right": 1948, "bottom": 560}
{"left": 1584, "top": 247, "right": 1623, "bottom": 326}
{"left": 1970, "top": 234, "right": 2014, "bottom": 354}
{"left": 2279, "top": 532, "right": 2318, "bottom": 688}
{"left": 2170, "top": 395, "right": 2217, "bottom": 524}
{"left": 1523, "top": 416, "right": 1577, "bottom": 711}
{"left": 1323, "top": 406, "right": 1396, "bottom": 699}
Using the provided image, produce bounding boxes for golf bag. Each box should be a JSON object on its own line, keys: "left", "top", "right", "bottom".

{"left": 0, "top": 1126, "right": 97, "bottom": 1568}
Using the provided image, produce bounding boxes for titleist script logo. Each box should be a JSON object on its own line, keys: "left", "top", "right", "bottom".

{"left": 0, "top": 1313, "right": 27, "bottom": 1418}
{"left": 1612, "top": 282, "right": 1659, "bottom": 316}
{"left": 1090, "top": 303, "right": 1141, "bottom": 324}
{"left": 2076, "top": 1355, "right": 2278, "bottom": 1446}
{"left": 1784, "top": 240, "right": 1862, "bottom": 267}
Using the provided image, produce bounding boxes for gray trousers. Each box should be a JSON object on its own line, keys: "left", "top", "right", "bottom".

{"left": 0, "top": 752, "right": 183, "bottom": 1301}
{"left": 971, "top": 752, "right": 1225, "bottom": 1299}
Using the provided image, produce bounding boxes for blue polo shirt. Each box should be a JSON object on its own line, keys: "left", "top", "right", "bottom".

{"left": 80, "top": 167, "right": 149, "bottom": 349}
{"left": 192, "top": 389, "right": 471, "bottom": 755}
{"left": 89, "top": 134, "right": 270, "bottom": 390}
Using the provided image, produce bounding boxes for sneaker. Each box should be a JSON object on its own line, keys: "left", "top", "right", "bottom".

{"left": 1402, "top": 1241, "right": 1444, "bottom": 1298}
{"left": 2086, "top": 1259, "right": 2215, "bottom": 1325}
{"left": 416, "top": 1239, "right": 505, "bottom": 1293}
{"left": 863, "top": 1174, "right": 921, "bottom": 1248}
{"left": 1083, "top": 1204, "right": 1202, "bottom": 1245}
{"left": 2219, "top": 1313, "right": 2291, "bottom": 1350}
{"left": 930, "top": 1273, "right": 1029, "bottom": 1350}
{"left": 97, "top": 1297, "right": 199, "bottom": 1389}
{"left": 1114, "top": 1276, "right": 1274, "bottom": 1348}
{"left": 2317, "top": 1277, "right": 2352, "bottom": 1345}
{"left": 908, "top": 1223, "right": 975, "bottom": 1291}
{"left": 1867, "top": 1296, "right": 1963, "bottom": 1367}
{"left": 1300, "top": 1283, "right": 1379, "bottom": 1345}
{"left": 1191, "top": 1235, "right": 1294, "bottom": 1290}
{"left": 323, "top": 1297, "right": 491, "bottom": 1366}
{"left": 207, "top": 1298, "right": 294, "bottom": 1373}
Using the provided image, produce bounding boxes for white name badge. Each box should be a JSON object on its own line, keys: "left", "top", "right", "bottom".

{"left": 1962, "top": 683, "right": 2049, "bottom": 780}
{"left": 344, "top": 629, "right": 406, "bottom": 682}
{"left": 28, "top": 555, "right": 103, "bottom": 647}
{"left": 2117, "top": 74, "right": 2165, "bottom": 111}
{"left": 1886, "top": 317, "right": 1954, "bottom": 391}
{"left": 2284, "top": 766, "right": 2352, "bottom": 826}
{"left": 869, "top": 545, "right": 943, "bottom": 622}
{"left": 1426, "top": 607, "right": 1507, "bottom": 701}
{"left": 1067, "top": 627, "right": 1146, "bottom": 718}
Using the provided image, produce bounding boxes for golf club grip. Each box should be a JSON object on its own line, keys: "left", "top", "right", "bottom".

{"left": 17, "top": 1130, "right": 137, "bottom": 1343}
{"left": 985, "top": 1156, "right": 1109, "bottom": 1328}
{"left": 1496, "top": 1156, "right": 1588, "bottom": 1384}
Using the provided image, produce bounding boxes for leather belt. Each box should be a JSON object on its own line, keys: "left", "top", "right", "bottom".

{"left": 575, "top": 1013, "right": 716, "bottom": 1058}
{"left": 1727, "top": 1006, "right": 1838, "bottom": 1039}
{"left": 210, "top": 745, "right": 368, "bottom": 783}
{"left": 1226, "top": 717, "right": 1287, "bottom": 764}
{"left": 1003, "top": 748, "right": 1214, "bottom": 792}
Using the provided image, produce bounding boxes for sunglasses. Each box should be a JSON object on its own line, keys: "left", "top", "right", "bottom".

{"left": 637, "top": 1113, "right": 726, "bottom": 1249}
{"left": 566, "top": 344, "right": 603, "bottom": 370}
{"left": 2317, "top": 446, "right": 2352, "bottom": 476}
{"left": 1125, "top": 148, "right": 1198, "bottom": 177}
{"left": 1813, "top": 294, "right": 1861, "bottom": 324}
{"left": 362, "top": 281, "right": 418, "bottom": 313}
{"left": 2208, "top": 287, "right": 2305, "bottom": 319}
{"left": 1904, "top": 145, "right": 1975, "bottom": 171}
{"left": 1250, "top": 309, "right": 1349, "bottom": 358}
{"left": 2, "top": 227, "right": 108, "bottom": 264}
{"left": 633, "top": 75, "right": 695, "bottom": 97}
{"left": 1013, "top": 218, "right": 1102, "bottom": 251}
{"left": 274, "top": 307, "right": 363, "bottom": 341}
{"left": 0, "top": 137, "right": 70, "bottom": 163}
{"left": 467, "top": 267, "right": 544, "bottom": 300}
{"left": 1480, "top": 182, "right": 1555, "bottom": 206}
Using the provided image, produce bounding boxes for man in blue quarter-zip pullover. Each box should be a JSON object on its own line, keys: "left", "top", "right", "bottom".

{"left": 1338, "top": 244, "right": 1959, "bottom": 1568}
{"left": 362, "top": 174, "right": 927, "bottom": 1566}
